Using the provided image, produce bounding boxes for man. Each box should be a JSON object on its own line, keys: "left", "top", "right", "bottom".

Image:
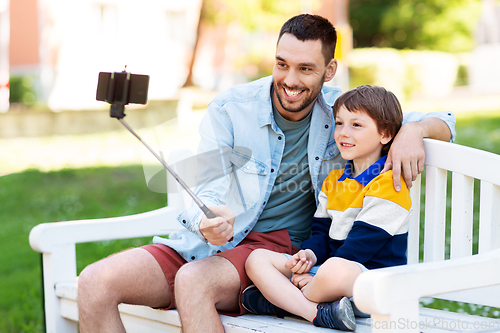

{"left": 78, "top": 14, "right": 455, "bottom": 333}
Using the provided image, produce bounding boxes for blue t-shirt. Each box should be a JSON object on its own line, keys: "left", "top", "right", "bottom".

{"left": 253, "top": 103, "right": 316, "bottom": 247}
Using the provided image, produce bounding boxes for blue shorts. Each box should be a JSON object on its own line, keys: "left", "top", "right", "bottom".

{"left": 283, "top": 254, "right": 368, "bottom": 276}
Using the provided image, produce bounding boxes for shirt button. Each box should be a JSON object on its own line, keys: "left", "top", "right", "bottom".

{"left": 315, "top": 156, "right": 319, "bottom": 160}
{"left": 278, "top": 136, "right": 282, "bottom": 140}
{"left": 325, "top": 124, "right": 329, "bottom": 129}
{"left": 191, "top": 256, "right": 195, "bottom": 260}
{"left": 271, "top": 168, "right": 274, "bottom": 172}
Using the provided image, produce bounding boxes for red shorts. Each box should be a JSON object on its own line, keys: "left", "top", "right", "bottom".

{"left": 142, "top": 229, "right": 298, "bottom": 316}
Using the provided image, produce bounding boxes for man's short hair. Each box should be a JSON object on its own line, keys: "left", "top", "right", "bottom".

{"left": 333, "top": 85, "right": 403, "bottom": 154}
{"left": 278, "top": 14, "right": 337, "bottom": 65}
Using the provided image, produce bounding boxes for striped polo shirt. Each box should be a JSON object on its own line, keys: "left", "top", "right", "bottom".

{"left": 301, "top": 155, "right": 412, "bottom": 269}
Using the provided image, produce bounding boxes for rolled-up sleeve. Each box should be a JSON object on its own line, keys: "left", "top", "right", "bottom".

{"left": 403, "top": 110, "right": 456, "bottom": 142}
{"left": 176, "top": 101, "right": 235, "bottom": 243}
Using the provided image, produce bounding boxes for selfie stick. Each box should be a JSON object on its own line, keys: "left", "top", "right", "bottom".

{"left": 98, "top": 70, "right": 232, "bottom": 241}
{"left": 117, "top": 118, "right": 217, "bottom": 219}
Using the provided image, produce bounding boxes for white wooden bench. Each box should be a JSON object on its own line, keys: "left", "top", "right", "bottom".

{"left": 29, "top": 138, "right": 500, "bottom": 333}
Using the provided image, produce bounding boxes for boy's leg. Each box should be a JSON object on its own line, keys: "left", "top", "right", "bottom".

{"left": 78, "top": 247, "right": 173, "bottom": 333}
{"left": 301, "top": 257, "right": 363, "bottom": 303}
{"left": 245, "top": 249, "right": 318, "bottom": 322}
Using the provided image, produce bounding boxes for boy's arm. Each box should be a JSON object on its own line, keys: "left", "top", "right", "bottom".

{"left": 383, "top": 111, "right": 456, "bottom": 191}
{"left": 301, "top": 216, "right": 331, "bottom": 265}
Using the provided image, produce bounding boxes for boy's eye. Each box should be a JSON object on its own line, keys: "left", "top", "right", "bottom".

{"left": 353, "top": 123, "right": 362, "bottom": 127}
{"left": 335, "top": 121, "right": 342, "bottom": 126}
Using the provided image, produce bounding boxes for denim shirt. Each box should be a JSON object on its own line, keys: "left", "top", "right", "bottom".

{"left": 153, "top": 76, "right": 456, "bottom": 262}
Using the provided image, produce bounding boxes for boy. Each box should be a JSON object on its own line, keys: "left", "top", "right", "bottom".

{"left": 242, "top": 85, "right": 412, "bottom": 331}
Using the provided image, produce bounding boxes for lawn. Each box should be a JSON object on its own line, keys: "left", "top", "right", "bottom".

{"left": 1, "top": 110, "right": 500, "bottom": 332}
{"left": 0, "top": 166, "right": 166, "bottom": 332}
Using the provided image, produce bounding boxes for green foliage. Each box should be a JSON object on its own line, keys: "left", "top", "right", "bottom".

{"left": 201, "top": 0, "right": 306, "bottom": 30}
{"left": 350, "top": 0, "right": 481, "bottom": 53}
{"left": 0, "top": 166, "right": 166, "bottom": 332}
{"left": 10, "top": 76, "right": 36, "bottom": 106}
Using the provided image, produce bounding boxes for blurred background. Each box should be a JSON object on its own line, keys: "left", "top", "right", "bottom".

{"left": 2, "top": 0, "right": 500, "bottom": 331}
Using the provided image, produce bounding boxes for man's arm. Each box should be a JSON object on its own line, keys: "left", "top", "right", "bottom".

{"left": 382, "top": 117, "right": 452, "bottom": 191}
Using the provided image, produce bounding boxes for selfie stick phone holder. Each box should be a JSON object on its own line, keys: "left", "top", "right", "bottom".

{"left": 96, "top": 70, "right": 219, "bottom": 221}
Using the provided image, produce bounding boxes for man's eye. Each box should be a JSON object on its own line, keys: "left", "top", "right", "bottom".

{"left": 301, "top": 67, "right": 312, "bottom": 72}
{"left": 277, "top": 63, "right": 287, "bottom": 68}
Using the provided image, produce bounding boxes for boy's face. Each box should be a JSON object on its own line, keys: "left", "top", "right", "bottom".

{"left": 334, "top": 105, "right": 391, "bottom": 165}
{"left": 272, "top": 33, "right": 337, "bottom": 121}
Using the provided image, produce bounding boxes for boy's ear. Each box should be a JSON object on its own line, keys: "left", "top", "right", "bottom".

{"left": 380, "top": 131, "right": 392, "bottom": 145}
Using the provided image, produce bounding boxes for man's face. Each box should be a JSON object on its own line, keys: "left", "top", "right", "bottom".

{"left": 272, "top": 33, "right": 337, "bottom": 121}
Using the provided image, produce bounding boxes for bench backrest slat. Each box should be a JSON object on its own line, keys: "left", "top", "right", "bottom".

{"left": 423, "top": 166, "right": 447, "bottom": 263}
{"left": 450, "top": 173, "right": 474, "bottom": 259}
{"left": 478, "top": 181, "right": 500, "bottom": 254}
{"left": 407, "top": 174, "right": 421, "bottom": 265}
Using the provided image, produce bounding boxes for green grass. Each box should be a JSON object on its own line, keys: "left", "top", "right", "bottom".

{"left": 1, "top": 111, "right": 500, "bottom": 332}
{"left": 0, "top": 166, "right": 166, "bottom": 332}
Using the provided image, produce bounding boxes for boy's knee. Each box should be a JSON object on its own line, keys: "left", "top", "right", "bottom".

{"left": 245, "top": 249, "right": 267, "bottom": 276}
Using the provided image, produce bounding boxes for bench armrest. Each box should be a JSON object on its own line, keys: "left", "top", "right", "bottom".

{"left": 353, "top": 248, "right": 500, "bottom": 316}
{"left": 30, "top": 205, "right": 181, "bottom": 253}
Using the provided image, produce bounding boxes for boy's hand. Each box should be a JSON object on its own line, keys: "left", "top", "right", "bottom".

{"left": 291, "top": 273, "right": 313, "bottom": 290}
{"left": 199, "top": 205, "right": 235, "bottom": 246}
{"left": 285, "top": 249, "right": 317, "bottom": 274}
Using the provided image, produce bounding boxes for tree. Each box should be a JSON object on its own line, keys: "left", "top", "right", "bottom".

{"left": 350, "top": 0, "right": 481, "bottom": 52}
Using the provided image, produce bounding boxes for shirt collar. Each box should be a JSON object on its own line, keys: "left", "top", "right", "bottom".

{"left": 338, "top": 155, "right": 387, "bottom": 186}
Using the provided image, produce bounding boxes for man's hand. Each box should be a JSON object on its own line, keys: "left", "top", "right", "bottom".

{"left": 382, "top": 117, "right": 451, "bottom": 191}
{"left": 382, "top": 122, "right": 425, "bottom": 191}
{"left": 199, "top": 205, "right": 235, "bottom": 246}
{"left": 285, "top": 249, "right": 317, "bottom": 274}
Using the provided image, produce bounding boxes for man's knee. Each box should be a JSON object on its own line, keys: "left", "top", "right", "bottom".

{"left": 78, "top": 259, "right": 115, "bottom": 303}
{"left": 175, "top": 256, "right": 239, "bottom": 297}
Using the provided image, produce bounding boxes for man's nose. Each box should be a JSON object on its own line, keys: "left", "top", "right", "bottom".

{"left": 284, "top": 69, "right": 300, "bottom": 88}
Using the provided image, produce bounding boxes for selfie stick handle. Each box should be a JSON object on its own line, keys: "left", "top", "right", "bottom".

{"left": 118, "top": 118, "right": 217, "bottom": 219}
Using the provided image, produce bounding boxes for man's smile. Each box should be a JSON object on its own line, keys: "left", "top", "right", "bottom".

{"left": 284, "top": 87, "right": 305, "bottom": 98}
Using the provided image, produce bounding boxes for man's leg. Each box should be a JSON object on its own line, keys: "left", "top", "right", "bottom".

{"left": 174, "top": 255, "right": 241, "bottom": 333}
{"left": 78, "top": 248, "right": 171, "bottom": 333}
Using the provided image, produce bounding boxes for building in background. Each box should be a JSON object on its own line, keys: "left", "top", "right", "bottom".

{"left": 8, "top": 0, "right": 202, "bottom": 111}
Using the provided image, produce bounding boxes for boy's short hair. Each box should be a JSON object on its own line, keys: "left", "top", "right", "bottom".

{"left": 332, "top": 85, "right": 403, "bottom": 154}
{"left": 278, "top": 14, "right": 337, "bottom": 65}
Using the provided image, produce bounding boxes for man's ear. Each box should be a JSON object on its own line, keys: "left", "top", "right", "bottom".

{"left": 324, "top": 59, "right": 338, "bottom": 82}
